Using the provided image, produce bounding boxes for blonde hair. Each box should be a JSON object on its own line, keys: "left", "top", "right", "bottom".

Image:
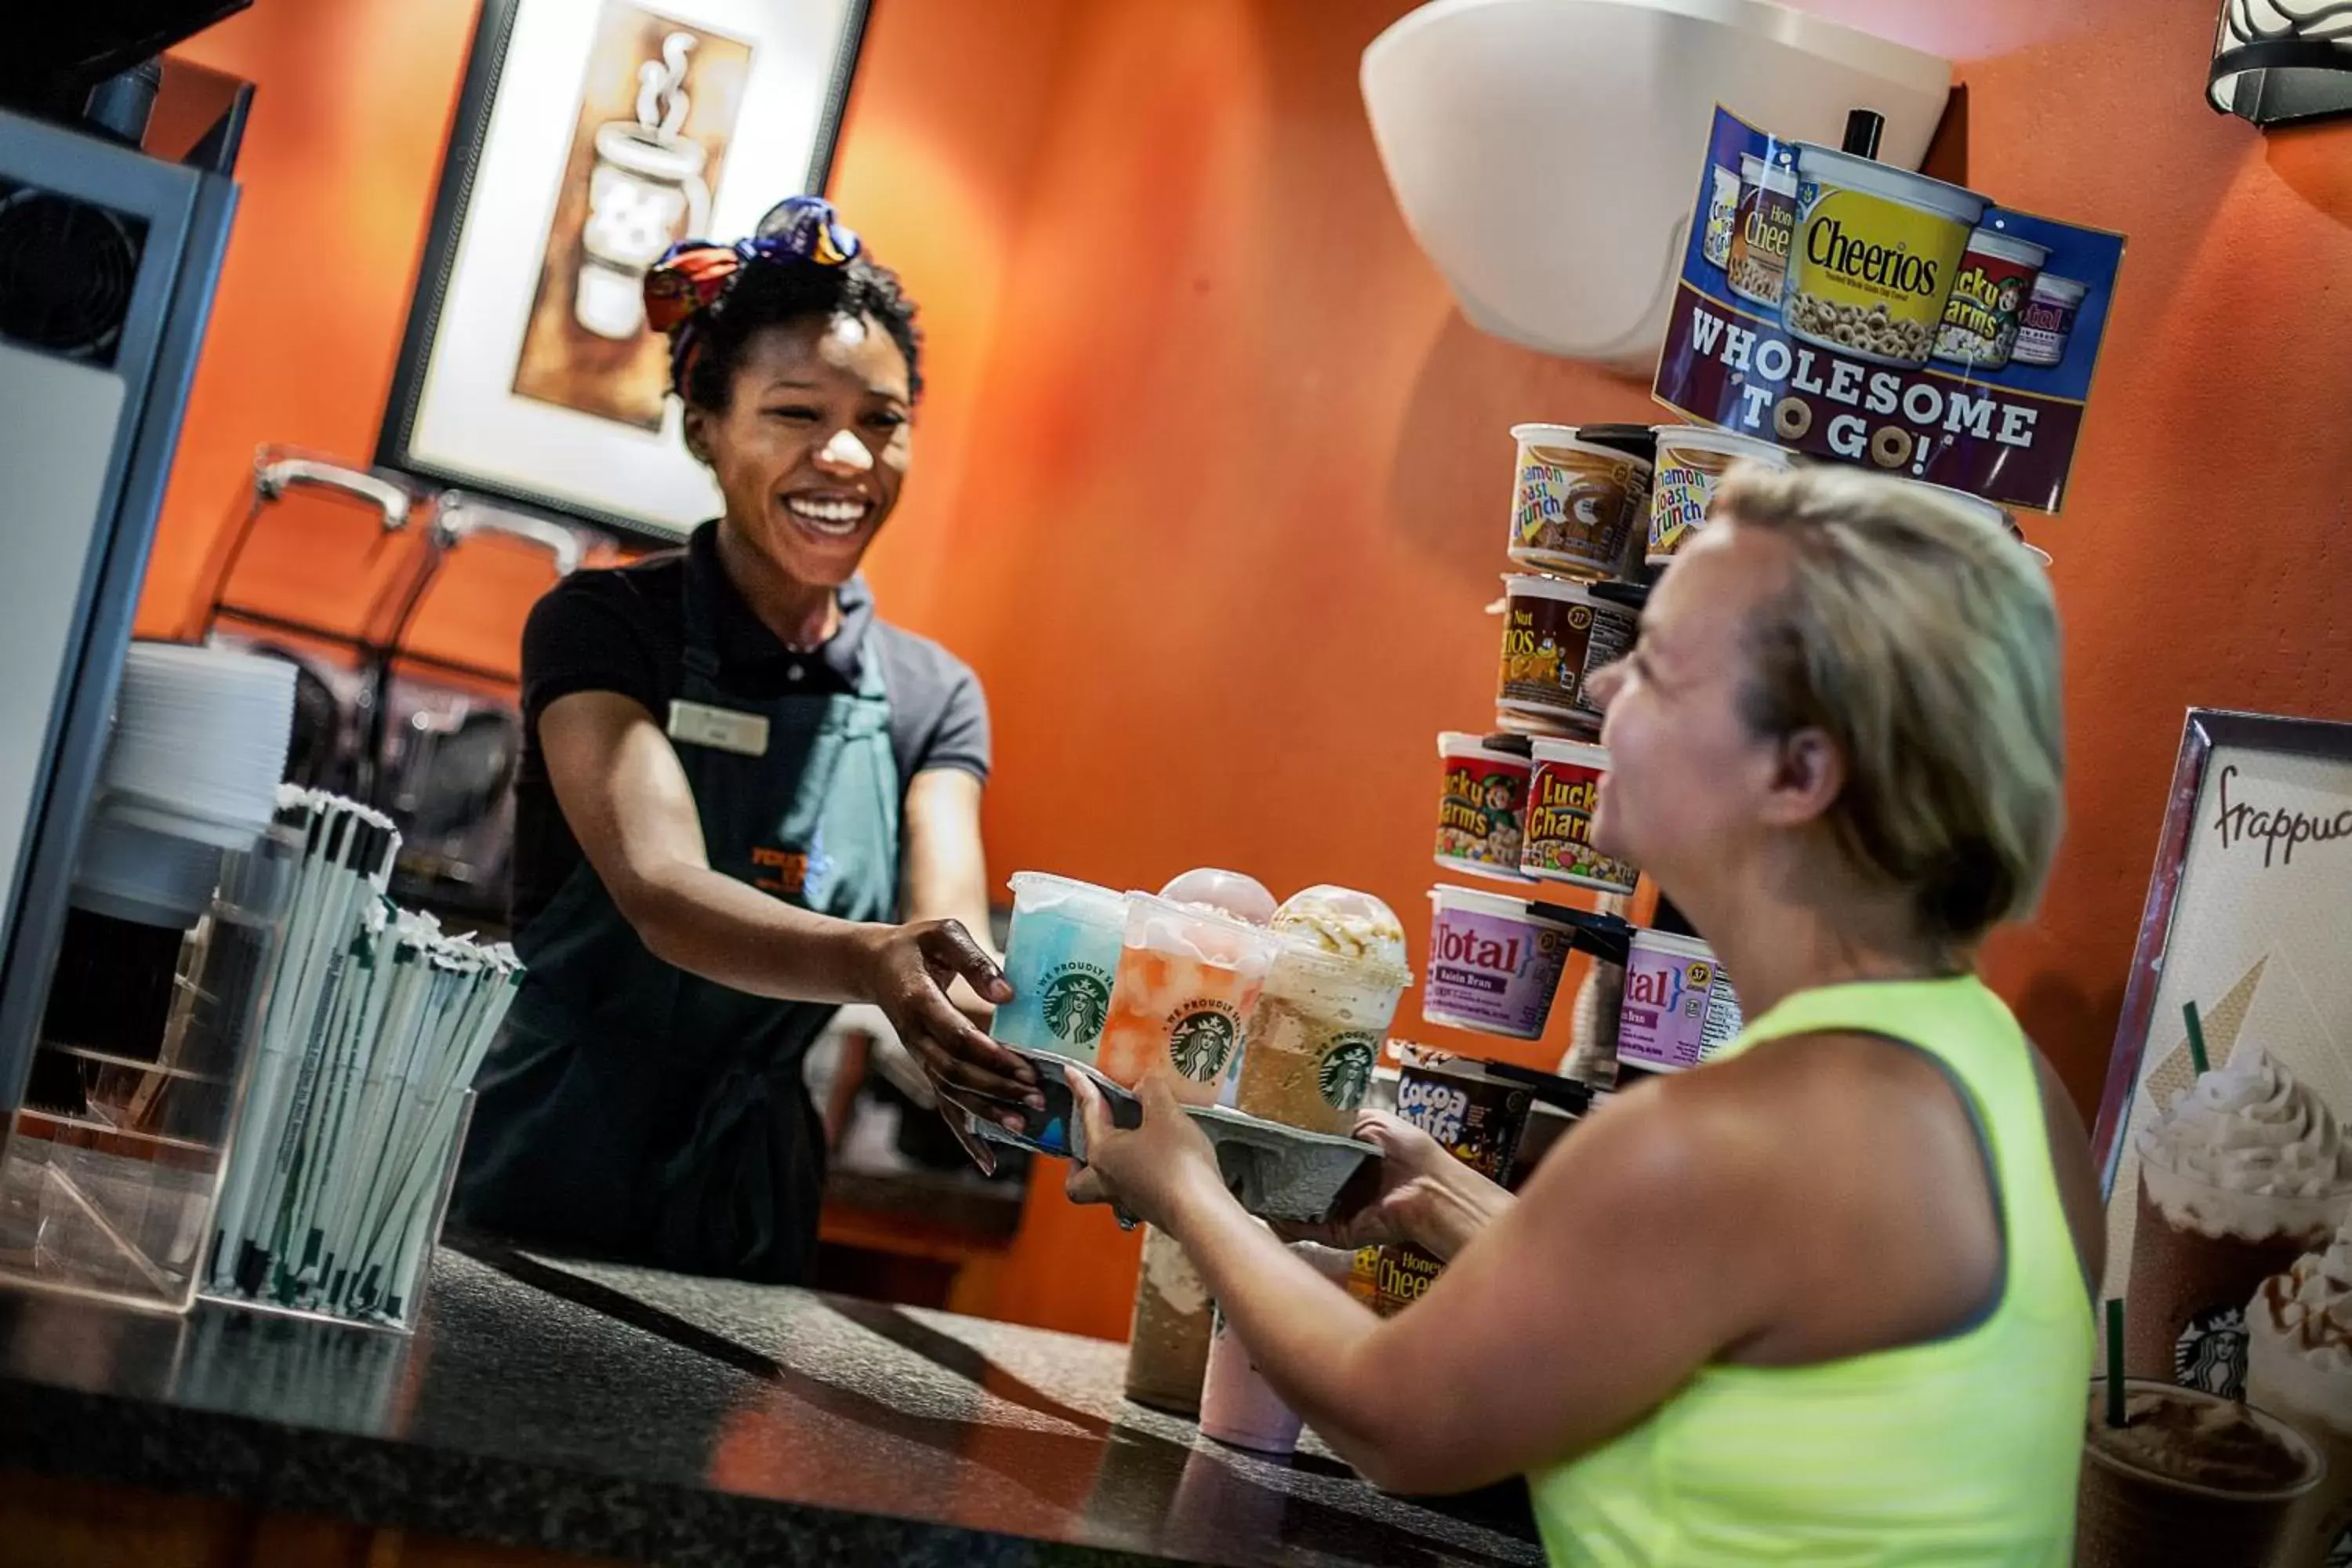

{"left": 1713, "top": 463, "right": 2063, "bottom": 951}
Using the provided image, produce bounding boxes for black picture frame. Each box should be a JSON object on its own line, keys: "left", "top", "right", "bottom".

{"left": 2090, "top": 706, "right": 2352, "bottom": 1197}
{"left": 376, "top": 0, "right": 871, "bottom": 543}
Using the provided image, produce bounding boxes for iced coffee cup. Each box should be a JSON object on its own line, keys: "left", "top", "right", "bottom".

{"left": 2127, "top": 1048, "right": 2352, "bottom": 1394}
{"left": 1123, "top": 1225, "right": 1214, "bottom": 1415}
{"left": 991, "top": 873, "right": 1128, "bottom": 1065}
{"left": 2245, "top": 1214, "right": 2352, "bottom": 1567}
{"left": 2075, "top": 1379, "right": 2322, "bottom": 1568}
{"left": 1097, "top": 894, "right": 1277, "bottom": 1104}
{"left": 1236, "top": 887, "right": 1410, "bottom": 1135}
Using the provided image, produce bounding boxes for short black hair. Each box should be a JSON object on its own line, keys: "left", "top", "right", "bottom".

{"left": 681, "top": 253, "right": 924, "bottom": 412}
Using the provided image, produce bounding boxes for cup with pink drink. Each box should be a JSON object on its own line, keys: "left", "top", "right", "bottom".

{"left": 1199, "top": 1240, "right": 1355, "bottom": 1455}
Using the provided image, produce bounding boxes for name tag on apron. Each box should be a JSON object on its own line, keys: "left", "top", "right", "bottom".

{"left": 667, "top": 699, "right": 770, "bottom": 757}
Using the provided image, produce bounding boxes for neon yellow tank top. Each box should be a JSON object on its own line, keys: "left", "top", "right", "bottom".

{"left": 1530, "top": 976, "right": 2094, "bottom": 1566}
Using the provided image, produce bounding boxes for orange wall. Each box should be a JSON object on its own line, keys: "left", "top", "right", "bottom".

{"left": 140, "top": 0, "right": 1080, "bottom": 648}
{"left": 140, "top": 0, "right": 2352, "bottom": 1341}
{"left": 892, "top": 0, "right": 2352, "bottom": 1338}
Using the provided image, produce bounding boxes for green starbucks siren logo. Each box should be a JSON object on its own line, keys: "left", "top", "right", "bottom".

{"left": 1319, "top": 1035, "right": 1377, "bottom": 1110}
{"left": 1041, "top": 970, "right": 1111, "bottom": 1047}
{"left": 1167, "top": 1007, "right": 1238, "bottom": 1083}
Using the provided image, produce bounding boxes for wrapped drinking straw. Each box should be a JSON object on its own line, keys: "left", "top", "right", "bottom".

{"left": 205, "top": 789, "right": 522, "bottom": 1325}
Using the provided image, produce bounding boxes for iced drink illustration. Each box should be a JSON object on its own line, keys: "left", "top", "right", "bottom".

{"left": 2128, "top": 1047, "right": 2352, "bottom": 1396}
{"left": 2075, "top": 1379, "right": 2321, "bottom": 1567}
{"left": 2246, "top": 1213, "right": 2352, "bottom": 1567}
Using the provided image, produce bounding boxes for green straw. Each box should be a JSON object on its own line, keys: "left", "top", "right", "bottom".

{"left": 2183, "top": 1001, "right": 2210, "bottom": 1077}
{"left": 2104, "top": 1298, "right": 2126, "bottom": 1428}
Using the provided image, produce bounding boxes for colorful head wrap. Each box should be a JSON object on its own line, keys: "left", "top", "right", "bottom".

{"left": 644, "top": 195, "right": 864, "bottom": 397}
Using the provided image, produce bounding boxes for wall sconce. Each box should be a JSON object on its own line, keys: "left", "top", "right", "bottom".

{"left": 2210, "top": 1, "right": 2352, "bottom": 128}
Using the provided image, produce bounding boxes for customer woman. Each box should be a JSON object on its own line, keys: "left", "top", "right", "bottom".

{"left": 1067, "top": 464, "right": 2103, "bottom": 1563}
{"left": 457, "top": 198, "right": 1038, "bottom": 1284}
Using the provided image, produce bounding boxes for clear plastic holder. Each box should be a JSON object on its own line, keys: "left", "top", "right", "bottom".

{"left": 0, "top": 825, "right": 302, "bottom": 1315}
{"left": 196, "top": 1089, "right": 475, "bottom": 1337}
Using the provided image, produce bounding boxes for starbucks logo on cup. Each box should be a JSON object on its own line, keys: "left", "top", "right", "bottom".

{"left": 1042, "top": 970, "right": 1111, "bottom": 1046}
{"left": 1319, "top": 1035, "right": 1378, "bottom": 1111}
{"left": 2172, "top": 1304, "right": 2249, "bottom": 1399}
{"left": 1168, "top": 1007, "right": 1239, "bottom": 1082}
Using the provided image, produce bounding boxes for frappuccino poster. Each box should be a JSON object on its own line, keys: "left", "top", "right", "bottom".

{"left": 2093, "top": 710, "right": 2352, "bottom": 1566}
{"left": 1653, "top": 107, "right": 2125, "bottom": 515}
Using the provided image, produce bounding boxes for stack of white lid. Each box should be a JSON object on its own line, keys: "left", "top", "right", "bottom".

{"left": 71, "top": 643, "right": 296, "bottom": 928}
{"left": 100, "top": 643, "right": 296, "bottom": 849}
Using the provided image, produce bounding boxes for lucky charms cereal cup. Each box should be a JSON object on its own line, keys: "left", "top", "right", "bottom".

{"left": 1421, "top": 885, "right": 1577, "bottom": 1041}
{"left": 1647, "top": 426, "right": 1791, "bottom": 568}
{"left": 1098, "top": 893, "right": 1278, "bottom": 1104}
{"left": 1506, "top": 423, "right": 1654, "bottom": 580}
{"left": 1521, "top": 739, "right": 1638, "bottom": 895}
{"left": 1435, "top": 732, "right": 1534, "bottom": 884}
{"left": 991, "top": 873, "right": 1129, "bottom": 1065}
{"left": 1932, "top": 226, "right": 2049, "bottom": 372}
{"left": 1496, "top": 575, "right": 1639, "bottom": 737}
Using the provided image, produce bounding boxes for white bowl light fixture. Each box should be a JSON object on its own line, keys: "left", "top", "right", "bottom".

{"left": 1362, "top": 0, "right": 1954, "bottom": 371}
{"left": 2209, "top": 1, "right": 2352, "bottom": 127}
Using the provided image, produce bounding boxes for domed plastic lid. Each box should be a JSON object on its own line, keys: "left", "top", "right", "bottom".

{"left": 1158, "top": 867, "right": 1278, "bottom": 926}
{"left": 1274, "top": 884, "right": 1409, "bottom": 971}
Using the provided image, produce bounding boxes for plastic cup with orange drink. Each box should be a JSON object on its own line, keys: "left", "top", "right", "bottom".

{"left": 1097, "top": 893, "right": 1279, "bottom": 1105}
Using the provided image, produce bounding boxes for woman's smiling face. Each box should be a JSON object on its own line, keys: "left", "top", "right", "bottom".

{"left": 686, "top": 311, "right": 913, "bottom": 587}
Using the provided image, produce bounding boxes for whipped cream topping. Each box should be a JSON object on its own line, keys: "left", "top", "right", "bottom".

{"left": 2138, "top": 1047, "right": 2352, "bottom": 1200}
{"left": 2252, "top": 1216, "right": 2352, "bottom": 1379}
{"left": 1271, "top": 886, "right": 1408, "bottom": 970}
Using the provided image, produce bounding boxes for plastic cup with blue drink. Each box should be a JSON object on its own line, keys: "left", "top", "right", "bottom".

{"left": 991, "top": 873, "right": 1130, "bottom": 1066}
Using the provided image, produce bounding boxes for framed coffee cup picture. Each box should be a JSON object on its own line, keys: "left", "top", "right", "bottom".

{"left": 2091, "top": 708, "right": 2352, "bottom": 1565}
{"left": 379, "top": 0, "right": 868, "bottom": 541}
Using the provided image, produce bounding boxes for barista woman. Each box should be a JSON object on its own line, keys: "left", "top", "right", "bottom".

{"left": 456, "top": 199, "right": 1037, "bottom": 1283}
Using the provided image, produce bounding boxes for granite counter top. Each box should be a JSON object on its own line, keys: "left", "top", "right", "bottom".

{"left": 0, "top": 1236, "right": 1540, "bottom": 1566}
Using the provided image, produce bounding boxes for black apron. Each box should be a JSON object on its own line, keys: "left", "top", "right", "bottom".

{"left": 456, "top": 538, "right": 898, "bottom": 1283}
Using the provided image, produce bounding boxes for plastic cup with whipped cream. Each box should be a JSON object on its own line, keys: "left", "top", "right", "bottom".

{"left": 1124, "top": 1225, "right": 1214, "bottom": 1414}
{"left": 1234, "top": 887, "right": 1410, "bottom": 1134}
{"left": 2246, "top": 1213, "right": 2352, "bottom": 1567}
{"left": 2127, "top": 1047, "right": 2352, "bottom": 1396}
